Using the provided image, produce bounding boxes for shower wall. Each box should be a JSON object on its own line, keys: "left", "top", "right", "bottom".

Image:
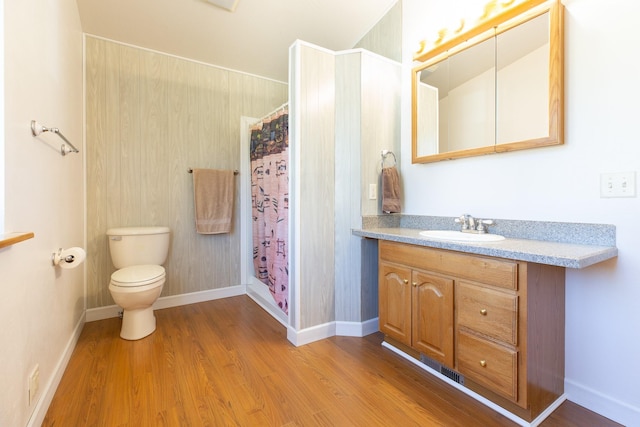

{"left": 85, "top": 36, "right": 287, "bottom": 309}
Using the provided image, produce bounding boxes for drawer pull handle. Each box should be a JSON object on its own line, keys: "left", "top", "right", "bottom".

{"left": 480, "top": 309, "right": 488, "bottom": 316}
{"left": 480, "top": 360, "right": 487, "bottom": 368}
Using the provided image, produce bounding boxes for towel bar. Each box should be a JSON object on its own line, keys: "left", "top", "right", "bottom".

{"left": 31, "top": 120, "right": 79, "bottom": 156}
{"left": 188, "top": 168, "right": 238, "bottom": 175}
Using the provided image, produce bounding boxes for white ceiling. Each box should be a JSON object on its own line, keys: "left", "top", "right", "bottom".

{"left": 76, "top": 0, "right": 398, "bottom": 82}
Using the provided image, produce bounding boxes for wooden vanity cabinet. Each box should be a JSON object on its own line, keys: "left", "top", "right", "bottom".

{"left": 378, "top": 240, "right": 566, "bottom": 422}
{"left": 379, "top": 262, "right": 454, "bottom": 366}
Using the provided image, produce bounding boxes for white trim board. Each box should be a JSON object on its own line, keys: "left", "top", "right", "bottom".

{"left": 27, "top": 312, "right": 85, "bottom": 427}
{"left": 286, "top": 318, "right": 379, "bottom": 347}
{"left": 565, "top": 378, "right": 640, "bottom": 427}
{"left": 85, "top": 285, "right": 246, "bottom": 322}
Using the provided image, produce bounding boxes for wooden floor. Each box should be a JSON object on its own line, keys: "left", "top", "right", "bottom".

{"left": 43, "top": 296, "right": 621, "bottom": 427}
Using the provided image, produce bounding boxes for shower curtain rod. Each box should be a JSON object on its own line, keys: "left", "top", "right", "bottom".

{"left": 251, "top": 102, "right": 289, "bottom": 127}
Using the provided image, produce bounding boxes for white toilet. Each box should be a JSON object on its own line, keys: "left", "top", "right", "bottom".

{"left": 106, "top": 226, "right": 171, "bottom": 340}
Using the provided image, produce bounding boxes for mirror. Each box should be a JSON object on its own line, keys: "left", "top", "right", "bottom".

{"left": 412, "top": 0, "right": 564, "bottom": 163}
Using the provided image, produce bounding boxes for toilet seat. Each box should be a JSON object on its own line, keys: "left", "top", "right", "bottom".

{"left": 110, "top": 264, "right": 165, "bottom": 288}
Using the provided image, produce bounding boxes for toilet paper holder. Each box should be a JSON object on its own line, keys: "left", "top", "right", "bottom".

{"left": 52, "top": 248, "right": 71, "bottom": 266}
{"left": 51, "top": 247, "right": 85, "bottom": 267}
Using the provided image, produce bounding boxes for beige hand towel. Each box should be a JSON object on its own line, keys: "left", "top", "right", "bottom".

{"left": 382, "top": 166, "right": 401, "bottom": 214}
{"left": 192, "top": 169, "right": 235, "bottom": 234}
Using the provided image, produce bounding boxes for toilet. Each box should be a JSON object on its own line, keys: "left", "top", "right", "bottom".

{"left": 106, "top": 226, "right": 171, "bottom": 340}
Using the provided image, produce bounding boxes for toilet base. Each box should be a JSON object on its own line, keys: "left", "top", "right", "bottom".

{"left": 120, "top": 306, "right": 157, "bottom": 340}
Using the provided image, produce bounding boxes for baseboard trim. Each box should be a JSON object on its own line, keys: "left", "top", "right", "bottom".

{"left": 85, "top": 285, "right": 247, "bottom": 322}
{"left": 287, "top": 317, "right": 380, "bottom": 346}
{"left": 336, "top": 317, "right": 379, "bottom": 337}
{"left": 27, "top": 311, "right": 86, "bottom": 427}
{"left": 287, "top": 321, "right": 336, "bottom": 346}
{"left": 565, "top": 378, "right": 639, "bottom": 426}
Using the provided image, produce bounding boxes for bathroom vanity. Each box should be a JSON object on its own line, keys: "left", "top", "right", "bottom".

{"left": 354, "top": 216, "right": 617, "bottom": 424}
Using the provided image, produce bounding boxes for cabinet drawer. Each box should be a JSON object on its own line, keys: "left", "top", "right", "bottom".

{"left": 457, "top": 331, "right": 518, "bottom": 402}
{"left": 457, "top": 281, "right": 518, "bottom": 345}
{"left": 379, "top": 241, "right": 518, "bottom": 290}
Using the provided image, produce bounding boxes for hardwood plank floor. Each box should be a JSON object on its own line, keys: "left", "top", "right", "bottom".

{"left": 43, "top": 296, "right": 621, "bottom": 426}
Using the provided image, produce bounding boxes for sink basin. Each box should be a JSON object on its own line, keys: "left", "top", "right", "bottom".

{"left": 419, "top": 230, "right": 505, "bottom": 243}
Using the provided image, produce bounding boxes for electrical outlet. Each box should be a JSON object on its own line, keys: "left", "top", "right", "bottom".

{"left": 600, "top": 171, "right": 637, "bottom": 198}
{"left": 28, "top": 365, "right": 40, "bottom": 406}
{"left": 369, "top": 184, "right": 377, "bottom": 200}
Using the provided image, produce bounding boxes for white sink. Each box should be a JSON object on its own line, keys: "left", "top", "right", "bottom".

{"left": 419, "top": 230, "right": 505, "bottom": 243}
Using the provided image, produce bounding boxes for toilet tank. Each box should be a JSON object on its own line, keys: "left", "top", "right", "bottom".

{"left": 106, "top": 226, "right": 171, "bottom": 269}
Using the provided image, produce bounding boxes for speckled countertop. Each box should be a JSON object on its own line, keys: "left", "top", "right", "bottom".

{"left": 353, "top": 215, "right": 618, "bottom": 269}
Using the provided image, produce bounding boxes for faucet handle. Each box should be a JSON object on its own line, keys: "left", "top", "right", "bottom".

{"left": 476, "top": 219, "right": 494, "bottom": 233}
{"left": 455, "top": 215, "right": 469, "bottom": 230}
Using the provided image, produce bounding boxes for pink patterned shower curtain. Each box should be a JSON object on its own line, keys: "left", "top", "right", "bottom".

{"left": 250, "top": 108, "right": 289, "bottom": 314}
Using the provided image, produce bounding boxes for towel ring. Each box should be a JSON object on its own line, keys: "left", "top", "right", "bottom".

{"left": 381, "top": 150, "right": 396, "bottom": 170}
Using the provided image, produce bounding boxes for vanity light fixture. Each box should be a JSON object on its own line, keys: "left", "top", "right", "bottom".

{"left": 415, "top": 0, "right": 543, "bottom": 60}
{"left": 205, "top": 0, "right": 240, "bottom": 12}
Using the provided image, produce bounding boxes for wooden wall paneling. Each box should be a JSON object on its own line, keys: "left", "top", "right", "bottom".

{"left": 139, "top": 50, "right": 169, "bottom": 230}
{"left": 118, "top": 45, "right": 142, "bottom": 227}
{"left": 288, "top": 45, "right": 298, "bottom": 329}
{"left": 194, "top": 65, "right": 228, "bottom": 290}
{"left": 182, "top": 63, "right": 202, "bottom": 292}
{"left": 209, "top": 67, "right": 232, "bottom": 289}
{"left": 105, "top": 40, "right": 123, "bottom": 247}
{"left": 227, "top": 73, "right": 247, "bottom": 287}
{"left": 101, "top": 41, "right": 123, "bottom": 305}
{"left": 166, "top": 56, "right": 193, "bottom": 297}
{"left": 353, "top": 2, "right": 403, "bottom": 63}
{"left": 334, "top": 52, "right": 362, "bottom": 322}
{"left": 298, "top": 44, "right": 336, "bottom": 329}
{"left": 189, "top": 64, "right": 215, "bottom": 290}
{"left": 85, "top": 37, "right": 109, "bottom": 308}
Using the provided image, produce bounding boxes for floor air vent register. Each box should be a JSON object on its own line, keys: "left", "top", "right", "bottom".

{"left": 420, "top": 354, "right": 465, "bottom": 385}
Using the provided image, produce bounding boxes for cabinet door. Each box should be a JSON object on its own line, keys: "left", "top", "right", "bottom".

{"left": 379, "top": 262, "right": 412, "bottom": 346}
{"left": 412, "top": 270, "right": 454, "bottom": 367}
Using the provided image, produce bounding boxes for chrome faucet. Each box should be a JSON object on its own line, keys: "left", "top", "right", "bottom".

{"left": 455, "top": 214, "right": 495, "bottom": 234}
{"left": 455, "top": 214, "right": 473, "bottom": 230}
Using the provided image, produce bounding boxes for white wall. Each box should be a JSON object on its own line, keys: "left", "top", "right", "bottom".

{"left": 0, "top": 0, "right": 84, "bottom": 425}
{"left": 402, "top": 0, "right": 640, "bottom": 425}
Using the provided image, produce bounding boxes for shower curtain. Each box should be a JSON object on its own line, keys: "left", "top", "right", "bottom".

{"left": 250, "top": 107, "right": 289, "bottom": 314}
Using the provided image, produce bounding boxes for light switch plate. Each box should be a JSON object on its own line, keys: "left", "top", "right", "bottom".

{"left": 600, "top": 171, "right": 636, "bottom": 198}
{"left": 369, "top": 184, "right": 377, "bottom": 200}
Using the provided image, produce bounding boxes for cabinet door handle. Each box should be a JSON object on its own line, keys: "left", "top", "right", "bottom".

{"left": 412, "top": 282, "right": 418, "bottom": 287}
{"left": 480, "top": 360, "right": 487, "bottom": 367}
{"left": 403, "top": 279, "right": 409, "bottom": 284}
{"left": 480, "top": 309, "right": 488, "bottom": 316}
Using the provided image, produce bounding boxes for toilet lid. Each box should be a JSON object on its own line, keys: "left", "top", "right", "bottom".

{"left": 111, "top": 265, "right": 165, "bottom": 287}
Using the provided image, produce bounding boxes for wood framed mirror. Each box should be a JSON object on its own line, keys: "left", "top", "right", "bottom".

{"left": 411, "top": 0, "right": 564, "bottom": 163}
